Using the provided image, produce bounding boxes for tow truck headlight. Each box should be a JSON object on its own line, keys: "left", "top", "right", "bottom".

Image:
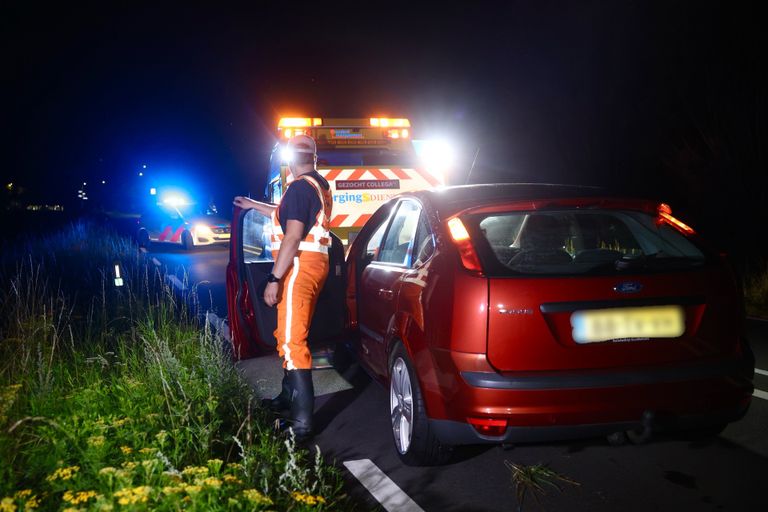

{"left": 280, "top": 146, "right": 294, "bottom": 163}
{"left": 417, "top": 138, "right": 455, "bottom": 184}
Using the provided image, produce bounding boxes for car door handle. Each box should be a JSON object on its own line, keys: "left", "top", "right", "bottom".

{"left": 378, "top": 288, "right": 394, "bottom": 300}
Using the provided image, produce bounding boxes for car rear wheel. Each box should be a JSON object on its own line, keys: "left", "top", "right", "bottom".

{"left": 182, "top": 231, "right": 194, "bottom": 251}
{"left": 389, "top": 343, "right": 451, "bottom": 465}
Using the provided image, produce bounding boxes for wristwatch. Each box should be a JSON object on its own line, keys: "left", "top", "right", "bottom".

{"left": 266, "top": 273, "right": 281, "bottom": 283}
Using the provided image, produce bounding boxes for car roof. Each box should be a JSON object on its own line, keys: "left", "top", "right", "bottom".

{"left": 405, "top": 183, "right": 654, "bottom": 218}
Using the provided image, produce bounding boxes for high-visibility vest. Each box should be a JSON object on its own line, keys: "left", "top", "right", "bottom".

{"left": 271, "top": 174, "right": 333, "bottom": 254}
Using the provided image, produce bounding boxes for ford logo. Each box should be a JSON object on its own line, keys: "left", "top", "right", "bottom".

{"left": 614, "top": 281, "right": 643, "bottom": 294}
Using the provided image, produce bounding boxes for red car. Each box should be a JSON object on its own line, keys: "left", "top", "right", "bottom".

{"left": 227, "top": 184, "right": 754, "bottom": 465}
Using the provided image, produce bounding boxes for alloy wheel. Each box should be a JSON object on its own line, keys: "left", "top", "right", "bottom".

{"left": 390, "top": 357, "right": 414, "bottom": 454}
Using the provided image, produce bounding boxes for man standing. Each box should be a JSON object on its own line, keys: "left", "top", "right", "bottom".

{"left": 233, "top": 134, "right": 332, "bottom": 441}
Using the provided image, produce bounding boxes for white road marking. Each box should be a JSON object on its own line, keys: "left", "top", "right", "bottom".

{"left": 139, "top": 247, "right": 148, "bottom": 253}
{"left": 343, "top": 459, "right": 423, "bottom": 512}
{"left": 746, "top": 316, "right": 768, "bottom": 323}
{"left": 755, "top": 368, "right": 768, "bottom": 377}
{"left": 753, "top": 389, "right": 768, "bottom": 401}
{"left": 166, "top": 275, "right": 187, "bottom": 292}
{"left": 152, "top": 257, "right": 161, "bottom": 267}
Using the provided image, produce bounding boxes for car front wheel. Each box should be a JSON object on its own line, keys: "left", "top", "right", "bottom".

{"left": 182, "top": 231, "right": 194, "bottom": 251}
{"left": 389, "top": 343, "right": 451, "bottom": 465}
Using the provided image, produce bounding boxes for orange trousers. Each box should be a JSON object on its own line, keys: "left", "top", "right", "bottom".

{"left": 273, "top": 251, "right": 328, "bottom": 370}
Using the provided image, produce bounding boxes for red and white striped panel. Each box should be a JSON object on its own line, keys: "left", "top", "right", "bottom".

{"left": 319, "top": 167, "right": 441, "bottom": 187}
{"left": 286, "top": 167, "right": 443, "bottom": 229}
{"left": 286, "top": 167, "right": 442, "bottom": 188}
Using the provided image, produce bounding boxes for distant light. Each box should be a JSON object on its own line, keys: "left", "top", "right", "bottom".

{"left": 163, "top": 195, "right": 188, "bottom": 207}
{"left": 150, "top": 187, "right": 157, "bottom": 195}
{"left": 142, "top": 164, "right": 147, "bottom": 169}
{"left": 138, "top": 172, "right": 144, "bottom": 177}
{"left": 101, "top": 180, "right": 106, "bottom": 184}
{"left": 83, "top": 182, "right": 87, "bottom": 186}
{"left": 5, "top": 183, "right": 12, "bottom": 191}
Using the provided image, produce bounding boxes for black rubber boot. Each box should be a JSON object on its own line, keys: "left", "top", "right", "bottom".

{"left": 285, "top": 369, "right": 314, "bottom": 442}
{"left": 261, "top": 370, "right": 291, "bottom": 414}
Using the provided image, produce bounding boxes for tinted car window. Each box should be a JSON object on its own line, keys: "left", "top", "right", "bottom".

{"left": 470, "top": 210, "right": 707, "bottom": 276}
{"left": 378, "top": 201, "right": 420, "bottom": 265}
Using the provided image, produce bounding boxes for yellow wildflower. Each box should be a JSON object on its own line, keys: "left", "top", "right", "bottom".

{"left": 292, "top": 491, "right": 326, "bottom": 506}
{"left": 113, "top": 486, "right": 151, "bottom": 505}
{"left": 119, "top": 446, "right": 132, "bottom": 455}
{"left": 1, "top": 497, "right": 16, "bottom": 512}
{"left": 112, "top": 418, "right": 130, "bottom": 427}
{"left": 227, "top": 463, "right": 244, "bottom": 472}
{"left": 223, "top": 474, "right": 242, "bottom": 485}
{"left": 99, "top": 467, "right": 117, "bottom": 475}
{"left": 241, "top": 489, "right": 272, "bottom": 506}
{"left": 139, "top": 447, "right": 155, "bottom": 455}
{"left": 154, "top": 431, "right": 168, "bottom": 443}
{"left": 199, "top": 477, "right": 222, "bottom": 489}
{"left": 121, "top": 461, "right": 137, "bottom": 471}
{"left": 181, "top": 466, "right": 208, "bottom": 478}
{"left": 62, "top": 491, "right": 97, "bottom": 505}
{"left": 24, "top": 495, "right": 40, "bottom": 510}
{"left": 12, "top": 491, "right": 31, "bottom": 499}
{"left": 88, "top": 435, "right": 106, "bottom": 447}
{"left": 46, "top": 465, "right": 80, "bottom": 482}
{"left": 184, "top": 485, "right": 202, "bottom": 495}
{"left": 161, "top": 486, "right": 184, "bottom": 495}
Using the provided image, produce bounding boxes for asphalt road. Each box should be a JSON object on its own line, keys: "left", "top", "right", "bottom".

{"left": 148, "top": 243, "right": 767, "bottom": 511}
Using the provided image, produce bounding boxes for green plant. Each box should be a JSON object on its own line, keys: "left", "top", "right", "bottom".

{"left": 506, "top": 461, "right": 580, "bottom": 511}
{"left": 744, "top": 262, "right": 768, "bottom": 318}
{"left": 0, "top": 221, "right": 353, "bottom": 511}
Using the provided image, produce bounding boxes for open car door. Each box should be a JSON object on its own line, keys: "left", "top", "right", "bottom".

{"left": 226, "top": 206, "right": 346, "bottom": 360}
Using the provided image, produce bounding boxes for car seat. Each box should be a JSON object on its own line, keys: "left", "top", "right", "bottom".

{"left": 508, "top": 215, "right": 572, "bottom": 266}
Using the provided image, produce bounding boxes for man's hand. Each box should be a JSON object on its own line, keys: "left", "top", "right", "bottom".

{"left": 264, "top": 282, "right": 280, "bottom": 307}
{"left": 233, "top": 196, "right": 258, "bottom": 210}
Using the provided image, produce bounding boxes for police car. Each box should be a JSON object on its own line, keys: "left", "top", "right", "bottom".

{"left": 137, "top": 196, "right": 230, "bottom": 250}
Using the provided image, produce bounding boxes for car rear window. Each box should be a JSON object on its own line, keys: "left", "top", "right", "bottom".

{"left": 467, "top": 210, "right": 709, "bottom": 276}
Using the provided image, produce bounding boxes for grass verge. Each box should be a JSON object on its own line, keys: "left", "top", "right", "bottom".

{"left": 744, "top": 262, "right": 768, "bottom": 318}
{"left": 0, "top": 221, "right": 352, "bottom": 511}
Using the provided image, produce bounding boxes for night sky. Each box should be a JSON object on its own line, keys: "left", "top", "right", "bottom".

{"left": 3, "top": 2, "right": 766, "bottom": 254}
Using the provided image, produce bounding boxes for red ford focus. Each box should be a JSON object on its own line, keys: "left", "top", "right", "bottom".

{"left": 227, "top": 184, "right": 754, "bottom": 466}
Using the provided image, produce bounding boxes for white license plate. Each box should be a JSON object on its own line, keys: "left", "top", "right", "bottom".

{"left": 570, "top": 306, "right": 685, "bottom": 343}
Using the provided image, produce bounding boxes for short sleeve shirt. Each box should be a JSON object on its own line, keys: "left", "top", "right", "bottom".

{"left": 278, "top": 171, "right": 330, "bottom": 239}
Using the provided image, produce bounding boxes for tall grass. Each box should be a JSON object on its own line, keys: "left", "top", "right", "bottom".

{"left": 744, "top": 262, "right": 768, "bottom": 318}
{"left": 0, "top": 221, "right": 352, "bottom": 511}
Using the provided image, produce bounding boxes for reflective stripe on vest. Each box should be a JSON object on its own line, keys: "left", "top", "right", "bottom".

{"left": 271, "top": 175, "right": 333, "bottom": 254}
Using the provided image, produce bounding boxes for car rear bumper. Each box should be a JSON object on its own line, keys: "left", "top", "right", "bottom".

{"left": 425, "top": 349, "right": 754, "bottom": 446}
{"left": 429, "top": 403, "right": 750, "bottom": 445}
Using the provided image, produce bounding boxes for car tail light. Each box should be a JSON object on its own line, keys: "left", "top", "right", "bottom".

{"left": 467, "top": 417, "right": 508, "bottom": 436}
{"left": 447, "top": 217, "right": 483, "bottom": 273}
{"left": 656, "top": 203, "right": 695, "bottom": 235}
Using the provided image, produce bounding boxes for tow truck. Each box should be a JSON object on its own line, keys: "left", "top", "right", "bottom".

{"left": 266, "top": 116, "right": 446, "bottom": 245}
